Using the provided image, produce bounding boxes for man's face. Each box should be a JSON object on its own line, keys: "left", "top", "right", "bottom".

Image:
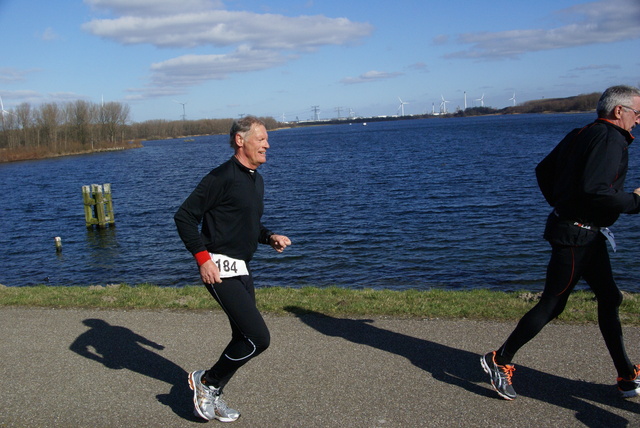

{"left": 237, "top": 124, "right": 269, "bottom": 169}
{"left": 619, "top": 96, "right": 640, "bottom": 132}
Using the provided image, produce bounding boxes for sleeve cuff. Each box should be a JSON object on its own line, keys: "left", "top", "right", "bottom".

{"left": 194, "top": 251, "right": 211, "bottom": 267}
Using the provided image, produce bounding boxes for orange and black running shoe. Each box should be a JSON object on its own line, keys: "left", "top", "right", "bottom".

{"left": 617, "top": 364, "right": 640, "bottom": 398}
{"left": 481, "top": 351, "right": 516, "bottom": 400}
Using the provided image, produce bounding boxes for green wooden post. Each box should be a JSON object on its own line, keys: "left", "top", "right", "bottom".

{"left": 92, "top": 184, "right": 107, "bottom": 228}
{"left": 103, "top": 183, "right": 115, "bottom": 226}
{"left": 82, "top": 185, "right": 98, "bottom": 227}
{"left": 83, "top": 183, "right": 115, "bottom": 228}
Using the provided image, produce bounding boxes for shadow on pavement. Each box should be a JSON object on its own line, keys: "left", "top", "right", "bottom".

{"left": 286, "top": 307, "right": 640, "bottom": 428}
{"left": 69, "top": 318, "right": 198, "bottom": 422}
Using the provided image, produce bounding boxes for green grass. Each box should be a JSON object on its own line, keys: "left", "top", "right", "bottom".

{"left": 1, "top": 284, "right": 638, "bottom": 325}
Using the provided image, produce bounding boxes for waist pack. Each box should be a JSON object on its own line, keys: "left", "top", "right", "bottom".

{"left": 543, "top": 210, "right": 600, "bottom": 247}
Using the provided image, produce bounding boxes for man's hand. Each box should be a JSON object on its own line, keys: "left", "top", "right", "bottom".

{"left": 199, "top": 259, "right": 222, "bottom": 284}
{"left": 270, "top": 234, "right": 292, "bottom": 253}
{"left": 634, "top": 187, "right": 640, "bottom": 196}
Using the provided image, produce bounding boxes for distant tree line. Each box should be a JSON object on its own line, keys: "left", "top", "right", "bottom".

{"left": 456, "top": 92, "right": 601, "bottom": 117}
{"left": 129, "top": 116, "right": 281, "bottom": 141}
{"left": 508, "top": 92, "right": 601, "bottom": 114}
{"left": 0, "top": 99, "right": 281, "bottom": 162}
{"left": 0, "top": 100, "right": 132, "bottom": 159}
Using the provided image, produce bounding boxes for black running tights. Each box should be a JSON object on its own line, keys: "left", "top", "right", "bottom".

{"left": 497, "top": 236, "right": 634, "bottom": 377}
{"left": 203, "top": 275, "right": 270, "bottom": 390}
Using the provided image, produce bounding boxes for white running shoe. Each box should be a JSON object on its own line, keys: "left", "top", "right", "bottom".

{"left": 188, "top": 370, "right": 240, "bottom": 422}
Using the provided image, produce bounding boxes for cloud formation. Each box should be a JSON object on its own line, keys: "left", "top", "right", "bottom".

{"left": 443, "top": 0, "right": 640, "bottom": 60}
{"left": 84, "top": 0, "right": 223, "bottom": 17}
{"left": 341, "top": 70, "right": 403, "bottom": 85}
{"left": 84, "top": 11, "right": 372, "bottom": 51}
{"left": 82, "top": 0, "right": 373, "bottom": 99}
{"left": 0, "top": 68, "right": 38, "bottom": 84}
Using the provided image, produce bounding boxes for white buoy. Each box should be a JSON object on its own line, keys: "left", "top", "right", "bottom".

{"left": 54, "top": 236, "right": 62, "bottom": 252}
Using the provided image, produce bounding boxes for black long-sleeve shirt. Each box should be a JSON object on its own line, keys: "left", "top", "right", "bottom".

{"left": 536, "top": 119, "right": 640, "bottom": 227}
{"left": 174, "top": 156, "right": 273, "bottom": 262}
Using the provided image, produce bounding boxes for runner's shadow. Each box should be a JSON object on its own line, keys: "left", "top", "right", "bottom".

{"left": 513, "top": 366, "right": 640, "bottom": 427}
{"left": 69, "top": 318, "right": 198, "bottom": 422}
{"left": 285, "top": 308, "right": 640, "bottom": 428}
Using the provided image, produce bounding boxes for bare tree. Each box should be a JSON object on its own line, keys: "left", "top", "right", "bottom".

{"left": 15, "top": 103, "right": 36, "bottom": 147}
{"left": 37, "top": 103, "right": 62, "bottom": 151}
{"left": 100, "top": 101, "right": 130, "bottom": 143}
{"left": 68, "top": 100, "right": 92, "bottom": 148}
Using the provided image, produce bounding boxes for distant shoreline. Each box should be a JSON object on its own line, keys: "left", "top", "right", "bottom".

{"left": 0, "top": 141, "right": 143, "bottom": 164}
{"left": 288, "top": 109, "right": 593, "bottom": 127}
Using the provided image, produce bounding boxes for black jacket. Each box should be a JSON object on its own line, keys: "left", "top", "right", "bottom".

{"left": 536, "top": 119, "right": 640, "bottom": 228}
{"left": 174, "top": 156, "right": 272, "bottom": 262}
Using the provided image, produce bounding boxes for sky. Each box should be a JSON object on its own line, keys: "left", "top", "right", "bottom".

{"left": 0, "top": 0, "right": 639, "bottom": 123}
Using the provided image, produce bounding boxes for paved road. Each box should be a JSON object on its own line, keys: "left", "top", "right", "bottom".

{"left": 1, "top": 306, "right": 639, "bottom": 427}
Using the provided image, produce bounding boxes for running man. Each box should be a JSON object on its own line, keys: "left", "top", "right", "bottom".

{"left": 175, "top": 116, "right": 291, "bottom": 421}
{"left": 482, "top": 85, "right": 640, "bottom": 400}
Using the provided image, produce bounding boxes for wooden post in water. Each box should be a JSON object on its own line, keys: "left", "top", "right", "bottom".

{"left": 82, "top": 185, "right": 96, "bottom": 227}
{"left": 82, "top": 184, "right": 115, "bottom": 228}
{"left": 93, "top": 184, "right": 107, "bottom": 227}
{"left": 103, "top": 183, "right": 115, "bottom": 225}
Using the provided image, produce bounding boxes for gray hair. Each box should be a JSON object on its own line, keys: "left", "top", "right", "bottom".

{"left": 229, "top": 116, "right": 265, "bottom": 148}
{"left": 596, "top": 85, "right": 640, "bottom": 118}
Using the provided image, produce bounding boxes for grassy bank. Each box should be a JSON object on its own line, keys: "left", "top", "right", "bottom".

{"left": 1, "top": 284, "right": 639, "bottom": 325}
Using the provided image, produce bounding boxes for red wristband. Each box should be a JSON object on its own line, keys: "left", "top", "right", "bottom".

{"left": 194, "top": 251, "right": 211, "bottom": 267}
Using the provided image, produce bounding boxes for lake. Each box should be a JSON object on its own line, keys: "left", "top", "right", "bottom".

{"left": 2, "top": 113, "right": 640, "bottom": 292}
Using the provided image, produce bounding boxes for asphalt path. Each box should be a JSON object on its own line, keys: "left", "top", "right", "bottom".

{"left": 1, "top": 307, "right": 639, "bottom": 427}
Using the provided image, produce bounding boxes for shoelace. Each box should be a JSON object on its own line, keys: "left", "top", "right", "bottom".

{"left": 214, "top": 395, "right": 232, "bottom": 413}
{"left": 198, "top": 384, "right": 216, "bottom": 406}
{"left": 500, "top": 364, "right": 516, "bottom": 384}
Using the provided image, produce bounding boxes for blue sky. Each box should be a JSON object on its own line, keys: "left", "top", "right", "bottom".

{"left": 1, "top": 0, "right": 639, "bottom": 122}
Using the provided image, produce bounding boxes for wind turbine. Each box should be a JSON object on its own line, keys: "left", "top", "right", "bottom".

{"left": 0, "top": 95, "right": 15, "bottom": 128}
{"left": 440, "top": 95, "right": 450, "bottom": 114}
{"left": 0, "top": 95, "right": 10, "bottom": 118}
{"left": 475, "top": 93, "right": 485, "bottom": 107}
{"left": 397, "top": 97, "right": 408, "bottom": 116}
{"left": 509, "top": 92, "right": 516, "bottom": 106}
{"left": 173, "top": 100, "right": 187, "bottom": 121}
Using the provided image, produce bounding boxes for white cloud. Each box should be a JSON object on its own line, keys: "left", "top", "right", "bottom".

{"left": 341, "top": 70, "right": 403, "bottom": 85}
{"left": 407, "top": 62, "right": 429, "bottom": 72}
{"left": 84, "top": 0, "right": 222, "bottom": 17}
{"left": 40, "top": 27, "right": 61, "bottom": 41}
{"left": 0, "top": 68, "right": 39, "bottom": 83}
{"left": 151, "top": 46, "right": 290, "bottom": 85}
{"left": 444, "top": 0, "right": 640, "bottom": 60}
{"left": 126, "top": 46, "right": 291, "bottom": 100}
{"left": 47, "top": 92, "right": 91, "bottom": 101}
{"left": 83, "top": 10, "right": 373, "bottom": 50}
{"left": 572, "top": 64, "right": 621, "bottom": 71}
{"left": 82, "top": 1, "right": 373, "bottom": 100}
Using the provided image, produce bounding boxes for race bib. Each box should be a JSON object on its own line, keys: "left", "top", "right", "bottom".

{"left": 208, "top": 253, "right": 249, "bottom": 278}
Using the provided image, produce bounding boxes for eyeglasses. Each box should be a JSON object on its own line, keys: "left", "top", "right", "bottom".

{"left": 621, "top": 105, "right": 640, "bottom": 116}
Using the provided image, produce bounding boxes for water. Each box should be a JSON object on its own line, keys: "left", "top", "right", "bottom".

{"left": 2, "top": 113, "right": 640, "bottom": 291}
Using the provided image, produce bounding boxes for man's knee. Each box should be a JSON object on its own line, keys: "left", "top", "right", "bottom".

{"left": 597, "top": 288, "right": 623, "bottom": 309}
{"left": 254, "top": 331, "right": 270, "bottom": 353}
